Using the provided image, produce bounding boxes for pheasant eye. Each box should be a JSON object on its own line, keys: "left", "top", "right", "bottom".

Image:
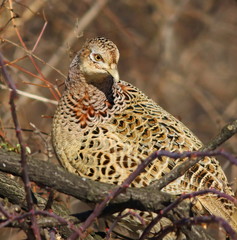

{"left": 91, "top": 53, "right": 103, "bottom": 62}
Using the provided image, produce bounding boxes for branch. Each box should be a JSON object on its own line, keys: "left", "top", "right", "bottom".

{"left": 153, "top": 216, "right": 237, "bottom": 240}
{"left": 151, "top": 119, "right": 237, "bottom": 190}
{"left": 0, "top": 83, "right": 58, "bottom": 105}
{"left": 0, "top": 52, "right": 40, "bottom": 238}
{"left": 0, "top": 149, "right": 217, "bottom": 240}
{"left": 2, "top": 148, "right": 235, "bottom": 215}
{"left": 0, "top": 121, "right": 236, "bottom": 239}
{"left": 0, "top": 148, "right": 172, "bottom": 211}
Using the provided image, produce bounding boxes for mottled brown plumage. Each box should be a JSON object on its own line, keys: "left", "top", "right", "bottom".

{"left": 52, "top": 37, "right": 237, "bottom": 238}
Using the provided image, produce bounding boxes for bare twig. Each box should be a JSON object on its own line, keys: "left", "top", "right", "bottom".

{"left": 8, "top": 0, "right": 60, "bottom": 101}
{"left": 152, "top": 120, "right": 237, "bottom": 191}
{"left": 1, "top": 39, "right": 66, "bottom": 78}
{"left": 0, "top": 202, "right": 11, "bottom": 219}
{"left": 153, "top": 216, "right": 237, "bottom": 240}
{"left": 40, "top": 0, "right": 109, "bottom": 78}
{"left": 0, "top": 210, "right": 74, "bottom": 232}
{"left": 68, "top": 148, "right": 237, "bottom": 239}
{"left": 139, "top": 189, "right": 237, "bottom": 240}
{"left": 0, "top": 83, "right": 58, "bottom": 105}
{"left": 0, "top": 52, "right": 41, "bottom": 239}
{"left": 31, "top": 20, "right": 48, "bottom": 53}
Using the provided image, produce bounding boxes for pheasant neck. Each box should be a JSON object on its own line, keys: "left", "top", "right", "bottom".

{"left": 65, "top": 73, "right": 116, "bottom": 114}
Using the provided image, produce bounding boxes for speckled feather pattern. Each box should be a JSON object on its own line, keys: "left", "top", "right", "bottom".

{"left": 52, "top": 37, "right": 237, "bottom": 237}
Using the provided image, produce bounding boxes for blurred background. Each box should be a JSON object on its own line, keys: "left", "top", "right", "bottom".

{"left": 0, "top": 0, "right": 237, "bottom": 235}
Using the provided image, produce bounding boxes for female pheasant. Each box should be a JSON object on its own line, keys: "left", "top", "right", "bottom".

{"left": 52, "top": 37, "right": 237, "bottom": 239}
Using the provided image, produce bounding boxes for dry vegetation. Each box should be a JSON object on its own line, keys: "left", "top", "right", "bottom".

{"left": 0, "top": 0, "right": 237, "bottom": 239}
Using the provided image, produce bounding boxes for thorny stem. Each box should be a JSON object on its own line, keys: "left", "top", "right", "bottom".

{"left": 152, "top": 120, "right": 237, "bottom": 191}
{"left": 0, "top": 140, "right": 237, "bottom": 238}
{"left": 139, "top": 189, "right": 237, "bottom": 240}
{"left": 68, "top": 121, "right": 237, "bottom": 239}
{"left": 0, "top": 208, "right": 75, "bottom": 232}
{"left": 152, "top": 216, "right": 237, "bottom": 240}
{"left": 0, "top": 53, "right": 41, "bottom": 239}
{"left": 69, "top": 148, "right": 237, "bottom": 239}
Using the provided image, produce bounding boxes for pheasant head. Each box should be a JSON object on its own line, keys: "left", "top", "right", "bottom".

{"left": 68, "top": 37, "right": 120, "bottom": 88}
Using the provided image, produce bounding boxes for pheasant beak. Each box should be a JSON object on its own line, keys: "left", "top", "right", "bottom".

{"left": 107, "top": 64, "right": 119, "bottom": 81}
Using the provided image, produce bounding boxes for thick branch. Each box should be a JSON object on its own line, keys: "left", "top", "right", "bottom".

{"left": 1, "top": 120, "right": 236, "bottom": 211}
{"left": 0, "top": 148, "right": 172, "bottom": 212}
{"left": 0, "top": 120, "right": 236, "bottom": 239}
{"left": 0, "top": 149, "right": 217, "bottom": 240}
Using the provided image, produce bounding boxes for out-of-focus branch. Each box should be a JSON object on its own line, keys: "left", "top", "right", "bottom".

{"left": 0, "top": 83, "right": 58, "bottom": 105}
{"left": 41, "top": 0, "right": 109, "bottom": 78}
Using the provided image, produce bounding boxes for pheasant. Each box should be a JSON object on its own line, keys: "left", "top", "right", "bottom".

{"left": 52, "top": 37, "right": 237, "bottom": 239}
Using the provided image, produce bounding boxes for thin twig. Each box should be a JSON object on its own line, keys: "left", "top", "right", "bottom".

{"left": 139, "top": 189, "right": 237, "bottom": 240}
{"left": 0, "top": 202, "right": 11, "bottom": 219}
{"left": 153, "top": 216, "right": 237, "bottom": 240}
{"left": 0, "top": 52, "right": 41, "bottom": 239}
{"left": 0, "top": 209, "right": 76, "bottom": 232}
{"left": 0, "top": 83, "right": 58, "bottom": 105}
{"left": 68, "top": 147, "right": 237, "bottom": 239}
{"left": 152, "top": 120, "right": 237, "bottom": 191}
{"left": 8, "top": 0, "right": 60, "bottom": 101}
{"left": 32, "top": 20, "right": 48, "bottom": 53}
{"left": 40, "top": 0, "right": 109, "bottom": 78}
{"left": 2, "top": 59, "right": 52, "bottom": 82}
{"left": 1, "top": 38, "right": 66, "bottom": 78}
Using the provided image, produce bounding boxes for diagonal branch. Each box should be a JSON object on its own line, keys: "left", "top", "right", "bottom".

{"left": 152, "top": 119, "right": 237, "bottom": 191}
